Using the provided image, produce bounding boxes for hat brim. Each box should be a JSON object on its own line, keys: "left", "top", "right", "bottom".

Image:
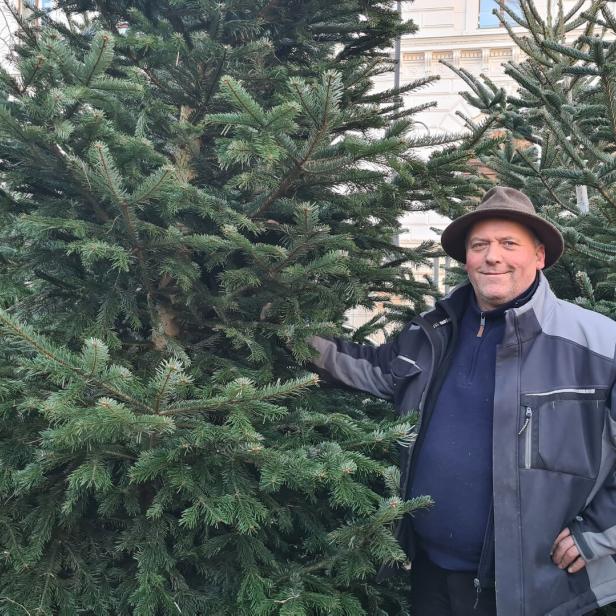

{"left": 440, "top": 208, "right": 564, "bottom": 268}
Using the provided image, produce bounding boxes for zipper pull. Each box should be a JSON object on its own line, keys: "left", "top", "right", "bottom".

{"left": 476, "top": 313, "right": 486, "bottom": 337}
{"left": 518, "top": 407, "right": 532, "bottom": 436}
{"left": 473, "top": 578, "right": 481, "bottom": 609}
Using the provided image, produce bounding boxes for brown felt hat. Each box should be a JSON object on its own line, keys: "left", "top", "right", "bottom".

{"left": 440, "top": 186, "right": 564, "bottom": 268}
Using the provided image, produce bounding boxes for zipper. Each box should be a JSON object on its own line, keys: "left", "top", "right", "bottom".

{"left": 397, "top": 355, "right": 419, "bottom": 368}
{"left": 526, "top": 388, "right": 596, "bottom": 397}
{"left": 475, "top": 502, "right": 495, "bottom": 599}
{"left": 476, "top": 312, "right": 486, "bottom": 337}
{"left": 401, "top": 315, "right": 438, "bottom": 498}
{"left": 518, "top": 406, "right": 533, "bottom": 469}
{"left": 402, "top": 307, "right": 458, "bottom": 499}
{"left": 473, "top": 577, "right": 481, "bottom": 610}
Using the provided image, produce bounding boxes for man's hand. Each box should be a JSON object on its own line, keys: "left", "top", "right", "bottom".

{"left": 551, "top": 527, "right": 587, "bottom": 573}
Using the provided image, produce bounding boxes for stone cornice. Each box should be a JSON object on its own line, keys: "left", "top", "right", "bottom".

{"left": 399, "top": 27, "right": 587, "bottom": 52}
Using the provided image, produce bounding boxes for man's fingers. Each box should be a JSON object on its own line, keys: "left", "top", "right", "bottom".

{"left": 552, "top": 535, "right": 575, "bottom": 566}
{"left": 551, "top": 532, "right": 587, "bottom": 573}
{"left": 559, "top": 545, "right": 581, "bottom": 569}
{"left": 551, "top": 527, "right": 571, "bottom": 554}
{"left": 567, "top": 557, "right": 587, "bottom": 574}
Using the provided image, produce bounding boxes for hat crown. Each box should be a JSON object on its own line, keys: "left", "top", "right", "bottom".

{"left": 478, "top": 186, "right": 536, "bottom": 215}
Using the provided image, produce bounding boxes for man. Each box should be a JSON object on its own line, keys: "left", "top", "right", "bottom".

{"left": 309, "top": 187, "right": 616, "bottom": 616}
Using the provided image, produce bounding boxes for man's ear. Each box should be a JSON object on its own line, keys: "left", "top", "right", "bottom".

{"left": 536, "top": 243, "right": 546, "bottom": 270}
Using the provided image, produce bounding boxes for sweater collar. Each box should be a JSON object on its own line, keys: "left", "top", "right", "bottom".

{"left": 469, "top": 273, "right": 540, "bottom": 319}
{"left": 433, "top": 272, "right": 556, "bottom": 345}
{"left": 432, "top": 272, "right": 547, "bottom": 335}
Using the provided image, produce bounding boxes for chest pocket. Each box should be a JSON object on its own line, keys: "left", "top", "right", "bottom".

{"left": 518, "top": 388, "right": 608, "bottom": 478}
{"left": 391, "top": 355, "right": 423, "bottom": 411}
{"left": 391, "top": 355, "right": 422, "bottom": 382}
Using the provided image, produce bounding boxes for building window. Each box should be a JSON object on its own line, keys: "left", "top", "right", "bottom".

{"left": 479, "top": 0, "right": 521, "bottom": 28}
{"left": 15, "top": 0, "right": 54, "bottom": 15}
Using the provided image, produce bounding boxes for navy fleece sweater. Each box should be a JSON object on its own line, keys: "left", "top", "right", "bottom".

{"left": 409, "top": 280, "right": 537, "bottom": 572}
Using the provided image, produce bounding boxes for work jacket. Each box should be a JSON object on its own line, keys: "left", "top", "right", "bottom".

{"left": 310, "top": 273, "right": 616, "bottom": 616}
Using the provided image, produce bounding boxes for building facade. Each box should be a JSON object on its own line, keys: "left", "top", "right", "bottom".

{"left": 389, "top": 0, "right": 580, "bottom": 136}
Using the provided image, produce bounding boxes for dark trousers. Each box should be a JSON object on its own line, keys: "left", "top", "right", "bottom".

{"left": 409, "top": 551, "right": 496, "bottom": 616}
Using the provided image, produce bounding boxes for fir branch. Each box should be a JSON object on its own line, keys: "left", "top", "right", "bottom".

{"left": 563, "top": 111, "right": 614, "bottom": 165}
{"left": 526, "top": 0, "right": 550, "bottom": 35}
{"left": 0, "top": 309, "right": 154, "bottom": 414}
{"left": 193, "top": 48, "right": 227, "bottom": 123}
{"left": 360, "top": 75, "right": 440, "bottom": 104}
{"left": 91, "top": 143, "right": 159, "bottom": 333}
{"left": 541, "top": 112, "right": 586, "bottom": 167}
{"left": 515, "top": 149, "right": 578, "bottom": 213}
{"left": 542, "top": 41, "right": 593, "bottom": 62}
{"left": 160, "top": 374, "right": 319, "bottom": 416}
{"left": 33, "top": 268, "right": 79, "bottom": 291}
{"left": 564, "top": 0, "right": 586, "bottom": 25}
{"left": 137, "top": 62, "right": 168, "bottom": 93}
{"left": 18, "top": 54, "right": 46, "bottom": 96}
{"left": 153, "top": 359, "right": 182, "bottom": 414}
{"left": 491, "top": 11, "right": 546, "bottom": 65}
{"left": 0, "top": 597, "right": 31, "bottom": 615}
{"left": 288, "top": 79, "right": 320, "bottom": 127}
{"left": 81, "top": 32, "right": 113, "bottom": 87}
{"left": 93, "top": 142, "right": 126, "bottom": 207}
{"left": 600, "top": 68, "right": 616, "bottom": 146}
{"left": 129, "top": 167, "right": 174, "bottom": 207}
{"left": 512, "top": 1, "right": 560, "bottom": 64}
{"left": 594, "top": 184, "right": 616, "bottom": 219}
{"left": 600, "top": 4, "right": 616, "bottom": 33}
{"left": 36, "top": 542, "right": 56, "bottom": 612}
{"left": 250, "top": 73, "right": 338, "bottom": 219}
{"left": 219, "top": 77, "right": 265, "bottom": 128}
{"left": 101, "top": 449, "right": 138, "bottom": 461}
{"left": 63, "top": 32, "right": 115, "bottom": 122}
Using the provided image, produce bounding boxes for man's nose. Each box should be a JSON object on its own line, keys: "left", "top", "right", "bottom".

{"left": 484, "top": 242, "right": 501, "bottom": 262}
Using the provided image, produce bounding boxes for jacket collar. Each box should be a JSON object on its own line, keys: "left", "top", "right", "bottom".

{"left": 509, "top": 272, "right": 555, "bottom": 343}
{"left": 468, "top": 274, "right": 539, "bottom": 320}
{"left": 434, "top": 271, "right": 554, "bottom": 344}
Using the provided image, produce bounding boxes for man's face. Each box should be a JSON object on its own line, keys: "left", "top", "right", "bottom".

{"left": 464, "top": 218, "right": 546, "bottom": 311}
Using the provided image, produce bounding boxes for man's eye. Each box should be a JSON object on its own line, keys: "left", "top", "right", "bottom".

{"left": 503, "top": 241, "right": 517, "bottom": 247}
{"left": 472, "top": 243, "right": 487, "bottom": 250}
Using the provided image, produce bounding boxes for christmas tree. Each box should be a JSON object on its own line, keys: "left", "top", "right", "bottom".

{"left": 444, "top": 0, "right": 616, "bottom": 320}
{"left": 0, "top": 1, "right": 485, "bottom": 613}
